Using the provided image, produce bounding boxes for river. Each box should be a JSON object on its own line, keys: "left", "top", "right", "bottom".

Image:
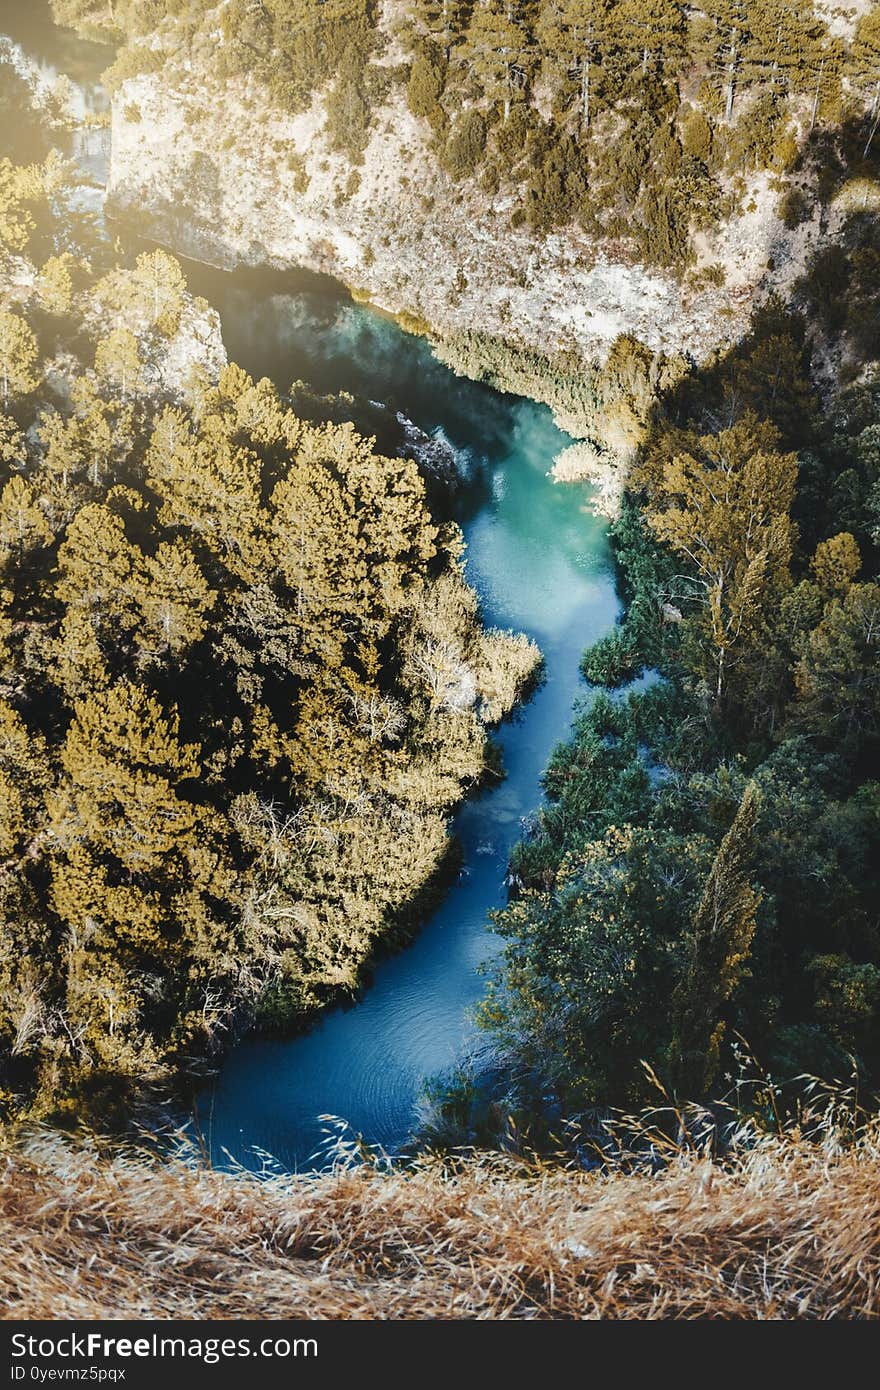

{"left": 2, "top": 3, "right": 620, "bottom": 1171}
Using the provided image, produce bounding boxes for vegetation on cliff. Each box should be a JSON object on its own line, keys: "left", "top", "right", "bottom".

{"left": 50, "top": 1, "right": 880, "bottom": 271}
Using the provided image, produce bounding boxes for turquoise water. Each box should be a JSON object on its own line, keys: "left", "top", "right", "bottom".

{"left": 4, "top": 4, "right": 620, "bottom": 1172}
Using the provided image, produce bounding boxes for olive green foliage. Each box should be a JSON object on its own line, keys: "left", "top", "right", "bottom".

{"left": 486, "top": 273, "right": 880, "bottom": 1113}
{"left": 0, "top": 160, "right": 538, "bottom": 1121}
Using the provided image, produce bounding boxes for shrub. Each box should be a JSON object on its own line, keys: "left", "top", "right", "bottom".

{"left": 581, "top": 626, "right": 643, "bottom": 688}
{"left": 441, "top": 110, "right": 486, "bottom": 181}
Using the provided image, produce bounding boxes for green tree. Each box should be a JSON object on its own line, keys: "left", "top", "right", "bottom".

{"left": 462, "top": 0, "right": 532, "bottom": 121}
{"left": 793, "top": 581, "right": 880, "bottom": 749}
{"left": 669, "top": 782, "right": 761, "bottom": 1097}
{"left": 849, "top": 8, "right": 880, "bottom": 155}
{"left": 0, "top": 310, "right": 39, "bottom": 406}
{"left": 644, "top": 415, "right": 797, "bottom": 703}
{"left": 411, "top": 0, "right": 467, "bottom": 59}
{"left": 611, "top": 0, "right": 686, "bottom": 82}
{"left": 536, "top": 0, "right": 609, "bottom": 129}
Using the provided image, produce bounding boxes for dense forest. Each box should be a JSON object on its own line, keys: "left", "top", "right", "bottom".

{"left": 49, "top": 0, "right": 880, "bottom": 268}
{"left": 2, "top": 3, "right": 879, "bottom": 1142}
{"left": 478, "top": 289, "right": 880, "bottom": 1129}
{"left": 0, "top": 51, "right": 538, "bottom": 1120}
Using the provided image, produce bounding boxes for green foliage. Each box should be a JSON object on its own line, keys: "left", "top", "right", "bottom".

{"left": 324, "top": 46, "right": 372, "bottom": 162}
{"left": 485, "top": 268, "right": 880, "bottom": 1116}
{"left": 440, "top": 110, "right": 487, "bottom": 181}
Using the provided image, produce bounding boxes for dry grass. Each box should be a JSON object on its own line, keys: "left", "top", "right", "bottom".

{"left": 1, "top": 1116, "right": 880, "bottom": 1320}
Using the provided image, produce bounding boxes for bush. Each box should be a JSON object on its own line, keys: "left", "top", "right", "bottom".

{"left": 407, "top": 52, "right": 446, "bottom": 130}
{"left": 441, "top": 110, "right": 486, "bottom": 181}
{"left": 581, "top": 626, "right": 643, "bottom": 687}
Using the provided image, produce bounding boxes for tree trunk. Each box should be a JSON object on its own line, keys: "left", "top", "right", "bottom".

{"left": 724, "top": 30, "right": 738, "bottom": 123}
{"left": 581, "top": 48, "right": 590, "bottom": 130}
{"left": 866, "top": 80, "right": 880, "bottom": 158}
{"left": 809, "top": 58, "right": 825, "bottom": 135}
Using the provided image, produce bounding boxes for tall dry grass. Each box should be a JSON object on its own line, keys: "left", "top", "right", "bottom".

{"left": 1, "top": 1110, "right": 879, "bottom": 1319}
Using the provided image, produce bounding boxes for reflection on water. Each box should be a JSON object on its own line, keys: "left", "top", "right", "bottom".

{"left": 2, "top": 2, "right": 112, "bottom": 199}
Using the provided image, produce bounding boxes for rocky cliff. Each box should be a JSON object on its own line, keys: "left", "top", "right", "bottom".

{"left": 103, "top": 5, "right": 859, "bottom": 490}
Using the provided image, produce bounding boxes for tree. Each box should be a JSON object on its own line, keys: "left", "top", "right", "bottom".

{"left": 37, "top": 408, "right": 87, "bottom": 496}
{"left": 70, "top": 378, "right": 127, "bottom": 489}
{"left": 136, "top": 539, "right": 216, "bottom": 658}
{"left": 411, "top": 0, "right": 468, "bottom": 60}
{"left": 811, "top": 532, "right": 861, "bottom": 594}
{"left": 49, "top": 679, "right": 200, "bottom": 874}
{"left": 37, "top": 255, "right": 74, "bottom": 315}
{"left": 611, "top": 0, "right": 686, "bottom": 82}
{"left": 0, "top": 412, "right": 24, "bottom": 469}
{"left": 0, "top": 158, "right": 44, "bottom": 260}
{"left": 146, "top": 407, "right": 266, "bottom": 573}
{"left": 0, "top": 476, "right": 51, "bottom": 569}
{"left": 849, "top": 9, "right": 880, "bottom": 155}
{"left": 133, "top": 248, "right": 186, "bottom": 329}
{"left": 689, "top": 0, "right": 754, "bottom": 123}
{"left": 94, "top": 327, "right": 143, "bottom": 402}
{"left": 0, "top": 310, "right": 39, "bottom": 406}
{"left": 270, "top": 422, "right": 435, "bottom": 665}
{"left": 793, "top": 581, "right": 880, "bottom": 749}
{"left": 92, "top": 250, "right": 187, "bottom": 333}
{"left": 54, "top": 503, "right": 140, "bottom": 622}
{"left": 669, "top": 783, "right": 761, "bottom": 1097}
{"left": 644, "top": 415, "right": 797, "bottom": 703}
{"left": 462, "top": 0, "right": 532, "bottom": 121}
{"left": 536, "top": 0, "right": 609, "bottom": 129}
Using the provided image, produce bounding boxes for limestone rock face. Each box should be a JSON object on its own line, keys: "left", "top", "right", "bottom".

{"left": 107, "top": 67, "right": 823, "bottom": 392}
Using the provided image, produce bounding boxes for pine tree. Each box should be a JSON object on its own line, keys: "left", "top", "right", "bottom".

{"left": 462, "top": 0, "right": 533, "bottom": 121}
{"left": 0, "top": 413, "right": 25, "bottom": 469}
{"left": 0, "top": 476, "right": 52, "bottom": 570}
{"left": 611, "top": 0, "right": 686, "bottom": 82}
{"left": 55, "top": 503, "right": 141, "bottom": 623}
{"left": 133, "top": 248, "right": 187, "bottom": 329}
{"left": 669, "top": 782, "right": 761, "bottom": 1097}
{"left": 136, "top": 538, "right": 216, "bottom": 658}
{"left": 48, "top": 679, "right": 200, "bottom": 874}
{"left": 146, "top": 407, "right": 266, "bottom": 574}
{"left": 849, "top": 9, "right": 880, "bottom": 155}
{"left": 94, "top": 327, "right": 143, "bottom": 402}
{"left": 0, "top": 310, "right": 39, "bottom": 406}
{"left": 793, "top": 581, "right": 880, "bottom": 748}
{"left": 690, "top": 0, "right": 755, "bottom": 122}
{"left": 411, "top": 0, "right": 468, "bottom": 59}
{"left": 536, "top": 0, "right": 610, "bottom": 129}
{"left": 644, "top": 415, "right": 797, "bottom": 703}
{"left": 37, "top": 255, "right": 74, "bottom": 315}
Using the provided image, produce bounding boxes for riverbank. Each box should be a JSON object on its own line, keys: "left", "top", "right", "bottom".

{"left": 4, "top": 1111, "right": 879, "bottom": 1319}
